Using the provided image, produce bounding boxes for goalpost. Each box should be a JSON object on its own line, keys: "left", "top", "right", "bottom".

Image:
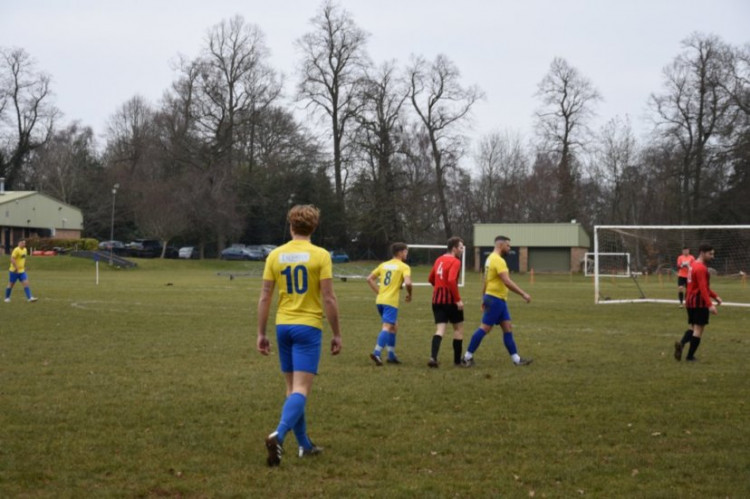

{"left": 407, "top": 244, "right": 466, "bottom": 287}
{"left": 593, "top": 225, "right": 750, "bottom": 306}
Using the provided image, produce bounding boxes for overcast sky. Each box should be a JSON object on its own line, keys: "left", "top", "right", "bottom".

{"left": 2, "top": 0, "right": 749, "bottom": 147}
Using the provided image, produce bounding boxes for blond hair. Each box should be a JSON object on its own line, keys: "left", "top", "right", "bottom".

{"left": 288, "top": 205, "right": 320, "bottom": 236}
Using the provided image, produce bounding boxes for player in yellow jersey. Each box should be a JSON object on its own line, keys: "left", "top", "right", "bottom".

{"left": 257, "top": 205, "right": 342, "bottom": 467}
{"left": 367, "top": 242, "right": 412, "bottom": 365}
{"left": 5, "top": 239, "right": 38, "bottom": 303}
{"left": 462, "top": 235, "right": 532, "bottom": 367}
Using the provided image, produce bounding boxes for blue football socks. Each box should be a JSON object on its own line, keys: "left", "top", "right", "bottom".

{"left": 275, "top": 392, "right": 306, "bottom": 443}
{"left": 467, "top": 328, "right": 486, "bottom": 354}
{"left": 503, "top": 332, "right": 518, "bottom": 356}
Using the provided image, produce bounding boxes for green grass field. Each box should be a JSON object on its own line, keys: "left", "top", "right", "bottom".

{"left": 1, "top": 255, "right": 749, "bottom": 498}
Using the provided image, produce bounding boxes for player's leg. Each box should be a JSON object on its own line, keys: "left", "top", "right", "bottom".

{"left": 451, "top": 321, "right": 464, "bottom": 366}
{"left": 450, "top": 305, "right": 465, "bottom": 366}
{"left": 5, "top": 272, "right": 16, "bottom": 302}
{"left": 677, "top": 277, "right": 686, "bottom": 306}
{"left": 21, "top": 274, "right": 36, "bottom": 301}
{"left": 463, "top": 296, "right": 498, "bottom": 365}
{"left": 675, "top": 307, "right": 697, "bottom": 361}
{"left": 686, "top": 313, "right": 708, "bottom": 361}
{"left": 266, "top": 326, "right": 321, "bottom": 466}
{"left": 429, "top": 304, "right": 447, "bottom": 367}
{"left": 429, "top": 323, "right": 446, "bottom": 367}
{"left": 386, "top": 319, "right": 400, "bottom": 364}
{"left": 370, "top": 305, "right": 390, "bottom": 365}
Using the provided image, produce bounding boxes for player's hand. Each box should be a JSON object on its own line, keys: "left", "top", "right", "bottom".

{"left": 330, "top": 335, "right": 342, "bottom": 355}
{"left": 715, "top": 296, "right": 722, "bottom": 306}
{"left": 456, "top": 300, "right": 464, "bottom": 311}
{"left": 709, "top": 305, "right": 718, "bottom": 315}
{"left": 257, "top": 334, "right": 271, "bottom": 355}
{"left": 405, "top": 294, "right": 412, "bottom": 303}
{"left": 522, "top": 292, "right": 531, "bottom": 303}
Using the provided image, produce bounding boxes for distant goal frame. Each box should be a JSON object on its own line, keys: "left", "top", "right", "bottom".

{"left": 593, "top": 225, "right": 750, "bottom": 307}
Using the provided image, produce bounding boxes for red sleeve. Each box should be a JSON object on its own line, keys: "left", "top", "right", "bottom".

{"left": 697, "top": 266, "right": 714, "bottom": 305}
{"left": 428, "top": 265, "right": 436, "bottom": 286}
{"left": 447, "top": 260, "right": 461, "bottom": 301}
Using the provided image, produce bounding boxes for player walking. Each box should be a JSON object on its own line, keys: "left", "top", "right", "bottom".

{"left": 462, "top": 235, "right": 532, "bottom": 367}
{"left": 676, "top": 246, "right": 695, "bottom": 307}
{"left": 674, "top": 243, "right": 721, "bottom": 362}
{"left": 427, "top": 237, "right": 465, "bottom": 368}
{"left": 367, "top": 243, "right": 412, "bottom": 366}
{"left": 257, "top": 205, "right": 342, "bottom": 466}
{"left": 5, "top": 239, "right": 38, "bottom": 303}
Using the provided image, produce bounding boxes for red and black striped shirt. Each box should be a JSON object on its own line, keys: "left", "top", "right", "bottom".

{"left": 685, "top": 260, "right": 717, "bottom": 309}
{"left": 428, "top": 254, "right": 462, "bottom": 305}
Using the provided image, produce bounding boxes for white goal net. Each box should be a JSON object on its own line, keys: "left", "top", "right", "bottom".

{"left": 407, "top": 244, "right": 466, "bottom": 287}
{"left": 593, "top": 225, "right": 750, "bottom": 306}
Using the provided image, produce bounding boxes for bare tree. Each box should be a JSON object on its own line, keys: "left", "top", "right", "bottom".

{"left": 0, "top": 47, "right": 58, "bottom": 188}
{"left": 650, "top": 33, "right": 734, "bottom": 223}
{"left": 26, "top": 122, "right": 97, "bottom": 204}
{"left": 408, "top": 54, "right": 482, "bottom": 238}
{"left": 352, "top": 61, "right": 409, "bottom": 250}
{"left": 592, "top": 116, "right": 640, "bottom": 223}
{"left": 296, "top": 0, "right": 370, "bottom": 225}
{"left": 472, "top": 131, "right": 528, "bottom": 222}
{"left": 535, "top": 57, "right": 601, "bottom": 222}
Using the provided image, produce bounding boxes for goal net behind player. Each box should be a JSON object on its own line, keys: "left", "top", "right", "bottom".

{"left": 593, "top": 225, "right": 750, "bottom": 306}
{"left": 407, "top": 244, "right": 466, "bottom": 287}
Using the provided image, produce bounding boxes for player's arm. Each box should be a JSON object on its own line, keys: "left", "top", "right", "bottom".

{"left": 320, "top": 278, "right": 342, "bottom": 355}
{"left": 500, "top": 271, "right": 531, "bottom": 303}
{"left": 404, "top": 275, "right": 413, "bottom": 303}
{"left": 428, "top": 265, "right": 436, "bottom": 286}
{"left": 696, "top": 270, "right": 716, "bottom": 314}
{"left": 10, "top": 251, "right": 18, "bottom": 271}
{"left": 448, "top": 263, "right": 463, "bottom": 309}
{"left": 256, "top": 279, "right": 275, "bottom": 355}
{"left": 366, "top": 271, "right": 380, "bottom": 294}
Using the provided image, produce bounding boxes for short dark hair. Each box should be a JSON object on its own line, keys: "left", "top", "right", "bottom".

{"left": 494, "top": 235, "right": 510, "bottom": 244}
{"left": 698, "top": 243, "right": 714, "bottom": 253}
{"left": 391, "top": 242, "right": 408, "bottom": 256}
{"left": 682, "top": 246, "right": 690, "bottom": 250}
{"left": 447, "top": 237, "right": 463, "bottom": 251}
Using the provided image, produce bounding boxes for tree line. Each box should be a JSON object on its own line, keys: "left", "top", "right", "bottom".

{"left": 1, "top": 2, "right": 748, "bottom": 259}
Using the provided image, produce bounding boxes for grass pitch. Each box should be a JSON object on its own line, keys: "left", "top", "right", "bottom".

{"left": 1, "top": 256, "right": 749, "bottom": 498}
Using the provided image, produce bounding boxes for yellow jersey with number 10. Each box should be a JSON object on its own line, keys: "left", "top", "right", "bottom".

{"left": 263, "top": 240, "right": 333, "bottom": 329}
{"left": 484, "top": 252, "right": 509, "bottom": 300}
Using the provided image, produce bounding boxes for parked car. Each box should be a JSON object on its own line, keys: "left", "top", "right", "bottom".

{"left": 330, "top": 249, "right": 350, "bottom": 263}
{"left": 178, "top": 246, "right": 199, "bottom": 259}
{"left": 260, "top": 244, "right": 277, "bottom": 257}
{"left": 220, "top": 246, "right": 264, "bottom": 261}
{"left": 246, "top": 245, "right": 267, "bottom": 260}
{"left": 127, "top": 239, "right": 178, "bottom": 258}
{"left": 98, "top": 240, "right": 128, "bottom": 255}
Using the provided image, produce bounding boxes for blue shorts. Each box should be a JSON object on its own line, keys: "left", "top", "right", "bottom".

{"left": 481, "top": 295, "right": 511, "bottom": 325}
{"left": 377, "top": 304, "right": 399, "bottom": 325}
{"left": 276, "top": 325, "right": 323, "bottom": 374}
{"left": 9, "top": 271, "right": 28, "bottom": 284}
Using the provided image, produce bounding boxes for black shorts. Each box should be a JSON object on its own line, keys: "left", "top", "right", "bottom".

{"left": 677, "top": 277, "right": 688, "bottom": 287}
{"left": 432, "top": 303, "right": 464, "bottom": 324}
{"left": 687, "top": 307, "right": 709, "bottom": 326}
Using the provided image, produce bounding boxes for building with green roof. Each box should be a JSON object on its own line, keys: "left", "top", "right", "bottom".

{"left": 0, "top": 188, "right": 83, "bottom": 254}
{"left": 473, "top": 223, "right": 591, "bottom": 273}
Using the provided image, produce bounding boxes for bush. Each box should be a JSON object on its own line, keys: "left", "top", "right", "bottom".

{"left": 26, "top": 237, "right": 98, "bottom": 252}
